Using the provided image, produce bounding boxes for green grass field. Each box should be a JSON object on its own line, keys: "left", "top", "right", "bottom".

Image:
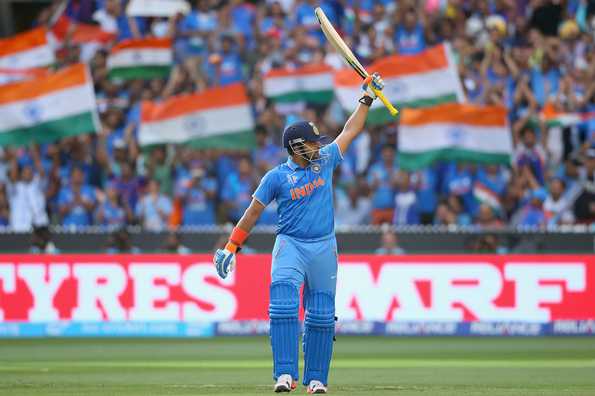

{"left": 1, "top": 337, "right": 594, "bottom": 395}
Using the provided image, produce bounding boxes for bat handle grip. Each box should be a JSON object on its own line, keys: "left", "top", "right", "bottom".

{"left": 373, "top": 88, "right": 399, "bottom": 117}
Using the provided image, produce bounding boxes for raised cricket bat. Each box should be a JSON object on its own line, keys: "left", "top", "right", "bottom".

{"left": 315, "top": 7, "right": 398, "bottom": 117}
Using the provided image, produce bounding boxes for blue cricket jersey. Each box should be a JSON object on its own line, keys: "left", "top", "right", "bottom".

{"left": 253, "top": 142, "right": 343, "bottom": 240}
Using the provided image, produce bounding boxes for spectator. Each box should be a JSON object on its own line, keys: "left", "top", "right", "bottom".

{"left": 95, "top": 183, "right": 131, "bottom": 229}
{"left": 393, "top": 171, "right": 419, "bottom": 226}
{"left": 515, "top": 188, "right": 547, "bottom": 228}
{"left": 472, "top": 234, "right": 506, "bottom": 254}
{"left": 447, "top": 194, "right": 472, "bottom": 226}
{"left": 544, "top": 178, "right": 574, "bottom": 225}
{"left": 6, "top": 149, "right": 48, "bottom": 231}
{"left": 112, "top": 162, "right": 144, "bottom": 210}
{"left": 393, "top": 6, "right": 427, "bottom": 55}
{"left": 106, "top": 228, "right": 141, "bottom": 253}
{"left": 221, "top": 157, "right": 257, "bottom": 223}
{"left": 514, "top": 125, "right": 546, "bottom": 185}
{"left": 434, "top": 200, "right": 457, "bottom": 226}
{"left": 442, "top": 162, "right": 475, "bottom": 214}
{"left": 367, "top": 144, "right": 398, "bottom": 225}
{"left": 58, "top": 167, "right": 96, "bottom": 229}
{"left": 172, "top": 0, "right": 217, "bottom": 90}
{"left": 207, "top": 34, "right": 244, "bottom": 86}
{"left": 413, "top": 166, "right": 438, "bottom": 225}
{"left": 252, "top": 125, "right": 283, "bottom": 175}
{"left": 573, "top": 148, "right": 595, "bottom": 224}
{"left": 335, "top": 183, "right": 372, "bottom": 226}
{"left": 162, "top": 231, "right": 192, "bottom": 254}
{"left": 177, "top": 167, "right": 217, "bottom": 226}
{"left": 0, "top": 184, "right": 9, "bottom": 227}
{"left": 135, "top": 179, "right": 173, "bottom": 231}
{"left": 30, "top": 226, "right": 59, "bottom": 254}
{"left": 474, "top": 204, "right": 503, "bottom": 229}
{"left": 375, "top": 229, "right": 406, "bottom": 255}
{"left": 146, "top": 146, "right": 173, "bottom": 196}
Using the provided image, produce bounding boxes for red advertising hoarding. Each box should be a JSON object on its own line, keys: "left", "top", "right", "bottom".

{"left": 0, "top": 254, "right": 593, "bottom": 323}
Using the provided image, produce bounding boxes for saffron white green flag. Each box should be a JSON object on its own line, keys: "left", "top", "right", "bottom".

{"left": 335, "top": 43, "right": 464, "bottom": 125}
{"left": 264, "top": 64, "right": 335, "bottom": 107}
{"left": 399, "top": 103, "right": 512, "bottom": 170}
{"left": 107, "top": 37, "right": 172, "bottom": 80}
{"left": 139, "top": 83, "right": 255, "bottom": 149}
{"left": 0, "top": 68, "right": 49, "bottom": 86}
{"left": 0, "top": 64, "right": 99, "bottom": 146}
{"left": 540, "top": 101, "right": 595, "bottom": 128}
{"left": 0, "top": 28, "right": 55, "bottom": 70}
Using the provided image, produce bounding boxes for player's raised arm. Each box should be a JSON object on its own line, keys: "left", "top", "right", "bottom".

{"left": 213, "top": 198, "right": 265, "bottom": 279}
{"left": 334, "top": 73, "right": 385, "bottom": 154}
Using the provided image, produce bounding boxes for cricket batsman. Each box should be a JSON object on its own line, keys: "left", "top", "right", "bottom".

{"left": 214, "top": 73, "right": 385, "bottom": 394}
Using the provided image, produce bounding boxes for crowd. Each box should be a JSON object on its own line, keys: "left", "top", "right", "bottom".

{"left": 1, "top": 0, "right": 594, "bottom": 234}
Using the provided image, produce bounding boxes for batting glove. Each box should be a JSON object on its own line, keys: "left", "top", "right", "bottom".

{"left": 362, "top": 72, "right": 385, "bottom": 99}
{"left": 214, "top": 248, "right": 236, "bottom": 279}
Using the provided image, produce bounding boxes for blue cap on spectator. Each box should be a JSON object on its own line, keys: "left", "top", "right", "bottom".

{"left": 282, "top": 121, "right": 327, "bottom": 149}
{"left": 532, "top": 188, "right": 547, "bottom": 202}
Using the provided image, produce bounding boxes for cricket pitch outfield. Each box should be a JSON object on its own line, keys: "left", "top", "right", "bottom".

{"left": 1, "top": 336, "right": 594, "bottom": 395}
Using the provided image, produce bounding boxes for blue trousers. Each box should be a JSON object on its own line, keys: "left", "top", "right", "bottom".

{"left": 271, "top": 234, "right": 338, "bottom": 293}
{"left": 269, "top": 234, "right": 337, "bottom": 385}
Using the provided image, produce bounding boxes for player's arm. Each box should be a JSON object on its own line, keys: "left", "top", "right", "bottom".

{"left": 334, "top": 73, "right": 384, "bottom": 154}
{"left": 213, "top": 198, "right": 264, "bottom": 279}
{"left": 231, "top": 198, "right": 265, "bottom": 248}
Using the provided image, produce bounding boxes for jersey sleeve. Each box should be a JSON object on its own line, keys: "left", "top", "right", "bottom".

{"left": 321, "top": 142, "right": 343, "bottom": 169}
{"left": 253, "top": 169, "right": 278, "bottom": 207}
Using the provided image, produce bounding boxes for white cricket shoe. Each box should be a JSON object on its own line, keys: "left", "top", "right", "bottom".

{"left": 306, "top": 380, "right": 327, "bottom": 394}
{"left": 274, "top": 374, "right": 296, "bottom": 392}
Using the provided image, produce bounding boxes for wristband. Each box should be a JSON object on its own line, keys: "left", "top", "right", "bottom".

{"left": 359, "top": 94, "right": 373, "bottom": 107}
{"left": 227, "top": 226, "right": 249, "bottom": 253}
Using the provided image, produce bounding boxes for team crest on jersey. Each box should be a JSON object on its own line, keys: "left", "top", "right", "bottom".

{"left": 312, "top": 163, "right": 321, "bottom": 173}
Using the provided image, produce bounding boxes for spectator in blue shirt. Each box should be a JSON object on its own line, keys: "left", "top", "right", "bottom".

{"left": 530, "top": 53, "right": 561, "bottom": 107}
{"left": 177, "top": 167, "right": 217, "bottom": 226}
{"left": 112, "top": 162, "right": 144, "bottom": 210}
{"left": 367, "top": 144, "right": 398, "bottom": 224}
{"left": 207, "top": 35, "right": 244, "bottom": 86}
{"left": 135, "top": 179, "right": 173, "bottom": 231}
{"left": 394, "top": 7, "right": 426, "bottom": 55}
{"left": 413, "top": 167, "right": 438, "bottom": 224}
{"left": 95, "top": 183, "right": 130, "bottom": 229}
{"left": 58, "top": 167, "right": 97, "bottom": 228}
{"left": 515, "top": 188, "right": 547, "bottom": 228}
{"left": 229, "top": 0, "right": 256, "bottom": 47}
{"left": 393, "top": 171, "right": 419, "bottom": 225}
{"left": 177, "top": 0, "right": 217, "bottom": 54}
{"left": 442, "top": 162, "right": 476, "bottom": 214}
{"left": 252, "top": 125, "right": 283, "bottom": 175}
{"left": 221, "top": 157, "right": 256, "bottom": 223}
{"left": 295, "top": 0, "right": 337, "bottom": 45}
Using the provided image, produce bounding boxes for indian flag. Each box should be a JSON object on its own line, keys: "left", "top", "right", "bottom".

{"left": 0, "top": 64, "right": 99, "bottom": 147}
{"left": 0, "top": 68, "right": 49, "bottom": 86}
{"left": 51, "top": 16, "right": 116, "bottom": 62}
{"left": 0, "top": 28, "right": 55, "bottom": 70}
{"left": 264, "top": 64, "right": 335, "bottom": 106}
{"left": 139, "top": 83, "right": 255, "bottom": 148}
{"left": 540, "top": 101, "right": 592, "bottom": 128}
{"left": 335, "top": 43, "right": 464, "bottom": 125}
{"left": 399, "top": 103, "right": 512, "bottom": 170}
{"left": 473, "top": 182, "right": 502, "bottom": 210}
{"left": 107, "top": 37, "right": 172, "bottom": 80}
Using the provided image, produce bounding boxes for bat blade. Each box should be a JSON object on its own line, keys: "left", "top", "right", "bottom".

{"left": 314, "top": 7, "right": 367, "bottom": 79}
{"left": 315, "top": 7, "right": 399, "bottom": 117}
